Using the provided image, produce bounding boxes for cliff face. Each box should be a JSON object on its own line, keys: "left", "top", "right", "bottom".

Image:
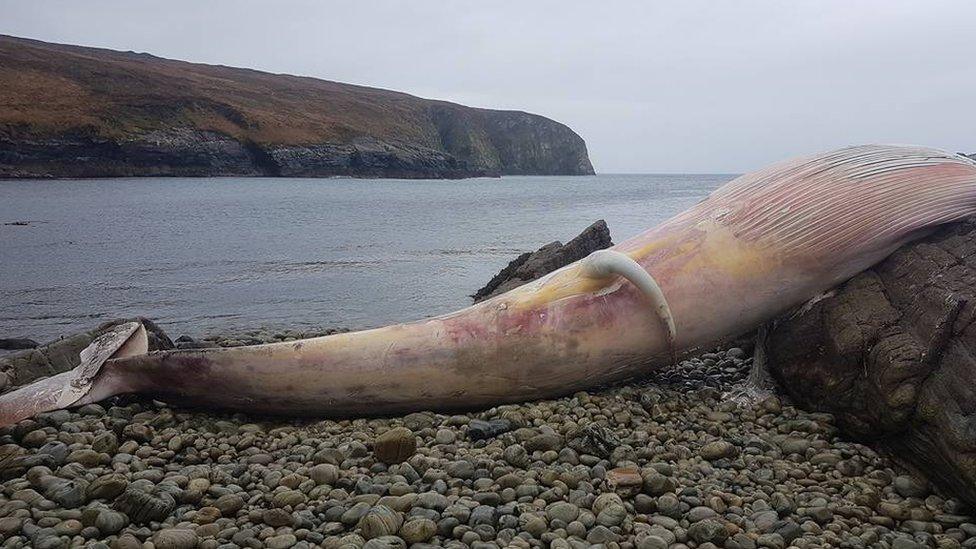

{"left": 0, "top": 35, "right": 594, "bottom": 179}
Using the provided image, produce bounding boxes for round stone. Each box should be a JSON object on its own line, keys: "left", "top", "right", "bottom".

{"left": 399, "top": 518, "right": 436, "bottom": 543}
{"left": 309, "top": 463, "right": 339, "bottom": 485}
{"left": 434, "top": 429, "right": 456, "bottom": 444}
{"left": 374, "top": 428, "right": 417, "bottom": 464}
{"left": 546, "top": 502, "right": 580, "bottom": 523}
{"left": 152, "top": 528, "right": 199, "bottom": 549}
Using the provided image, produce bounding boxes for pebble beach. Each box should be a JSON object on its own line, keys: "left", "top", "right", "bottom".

{"left": 1, "top": 336, "right": 972, "bottom": 549}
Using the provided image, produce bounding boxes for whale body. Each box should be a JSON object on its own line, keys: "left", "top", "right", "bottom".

{"left": 1, "top": 144, "right": 975, "bottom": 425}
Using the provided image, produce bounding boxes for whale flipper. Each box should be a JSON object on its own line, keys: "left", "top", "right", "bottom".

{"left": 0, "top": 322, "right": 147, "bottom": 425}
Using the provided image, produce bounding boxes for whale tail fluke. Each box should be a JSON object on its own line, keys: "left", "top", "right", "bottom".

{"left": 0, "top": 322, "right": 147, "bottom": 427}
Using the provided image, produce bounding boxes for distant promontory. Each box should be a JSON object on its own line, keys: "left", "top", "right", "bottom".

{"left": 0, "top": 35, "right": 594, "bottom": 179}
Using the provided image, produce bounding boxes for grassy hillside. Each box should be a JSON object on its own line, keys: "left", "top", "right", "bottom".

{"left": 0, "top": 35, "right": 594, "bottom": 178}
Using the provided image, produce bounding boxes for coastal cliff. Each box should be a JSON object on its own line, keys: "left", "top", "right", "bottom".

{"left": 0, "top": 35, "right": 594, "bottom": 179}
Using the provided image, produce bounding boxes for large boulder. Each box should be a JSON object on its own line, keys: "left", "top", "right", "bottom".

{"left": 472, "top": 220, "right": 612, "bottom": 302}
{"left": 765, "top": 219, "right": 976, "bottom": 505}
{"left": 0, "top": 318, "right": 173, "bottom": 389}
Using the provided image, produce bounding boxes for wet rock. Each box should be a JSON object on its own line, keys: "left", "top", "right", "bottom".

{"left": 0, "top": 338, "right": 38, "bottom": 350}
{"left": 0, "top": 318, "right": 173, "bottom": 386}
{"left": 472, "top": 220, "right": 612, "bottom": 301}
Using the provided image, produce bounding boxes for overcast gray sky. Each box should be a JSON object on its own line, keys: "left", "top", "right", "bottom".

{"left": 3, "top": 1, "right": 973, "bottom": 173}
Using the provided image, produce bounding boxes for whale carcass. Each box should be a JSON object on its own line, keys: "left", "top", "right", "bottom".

{"left": 1, "top": 144, "right": 975, "bottom": 426}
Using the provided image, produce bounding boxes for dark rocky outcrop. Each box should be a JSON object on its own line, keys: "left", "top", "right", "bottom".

{"left": 0, "top": 318, "right": 172, "bottom": 390}
{"left": 0, "top": 35, "right": 594, "bottom": 179}
{"left": 472, "top": 220, "right": 613, "bottom": 302}
{"left": 765, "top": 219, "right": 976, "bottom": 505}
{"left": 0, "top": 339, "right": 38, "bottom": 351}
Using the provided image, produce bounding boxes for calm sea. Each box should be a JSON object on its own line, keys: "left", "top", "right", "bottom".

{"left": 0, "top": 174, "right": 734, "bottom": 343}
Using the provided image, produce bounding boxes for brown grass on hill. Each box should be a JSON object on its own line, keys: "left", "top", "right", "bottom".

{"left": 0, "top": 34, "right": 455, "bottom": 146}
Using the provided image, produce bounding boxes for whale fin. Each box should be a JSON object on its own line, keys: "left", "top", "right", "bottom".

{"left": 581, "top": 249, "right": 677, "bottom": 362}
{"left": 0, "top": 322, "right": 147, "bottom": 426}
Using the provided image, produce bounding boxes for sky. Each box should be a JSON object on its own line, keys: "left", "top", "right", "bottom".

{"left": 2, "top": 1, "right": 974, "bottom": 173}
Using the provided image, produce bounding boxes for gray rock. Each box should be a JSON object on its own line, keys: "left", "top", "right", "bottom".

{"left": 434, "top": 428, "right": 455, "bottom": 445}
{"left": 263, "top": 508, "right": 294, "bottom": 527}
{"left": 546, "top": 502, "right": 580, "bottom": 523}
{"left": 586, "top": 525, "right": 619, "bottom": 544}
{"left": 265, "top": 534, "right": 297, "bottom": 549}
{"left": 213, "top": 494, "right": 245, "bottom": 516}
{"left": 113, "top": 489, "right": 176, "bottom": 524}
{"left": 472, "top": 220, "right": 612, "bottom": 302}
{"left": 358, "top": 506, "right": 404, "bottom": 539}
{"left": 502, "top": 444, "right": 530, "bottom": 468}
{"left": 525, "top": 433, "right": 562, "bottom": 452}
{"left": 687, "top": 506, "right": 718, "bottom": 522}
{"left": 700, "top": 440, "right": 736, "bottom": 461}
{"left": 894, "top": 475, "right": 930, "bottom": 498}
{"left": 87, "top": 474, "right": 128, "bottom": 501}
{"left": 596, "top": 503, "right": 627, "bottom": 526}
{"left": 688, "top": 519, "right": 728, "bottom": 544}
{"left": 765, "top": 219, "right": 976, "bottom": 507}
{"left": 891, "top": 538, "right": 925, "bottom": 549}
{"left": 399, "top": 518, "right": 436, "bottom": 543}
{"left": 637, "top": 535, "right": 669, "bottom": 549}
{"left": 756, "top": 533, "right": 785, "bottom": 549}
{"left": 93, "top": 510, "right": 128, "bottom": 535}
{"left": 0, "top": 338, "right": 38, "bottom": 350}
{"left": 466, "top": 418, "right": 514, "bottom": 440}
{"left": 566, "top": 424, "right": 621, "bottom": 458}
{"left": 361, "top": 536, "right": 406, "bottom": 549}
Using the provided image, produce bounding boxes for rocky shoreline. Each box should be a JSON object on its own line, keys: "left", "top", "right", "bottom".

{"left": 1, "top": 334, "right": 971, "bottom": 549}
{"left": 0, "top": 36, "right": 595, "bottom": 180}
